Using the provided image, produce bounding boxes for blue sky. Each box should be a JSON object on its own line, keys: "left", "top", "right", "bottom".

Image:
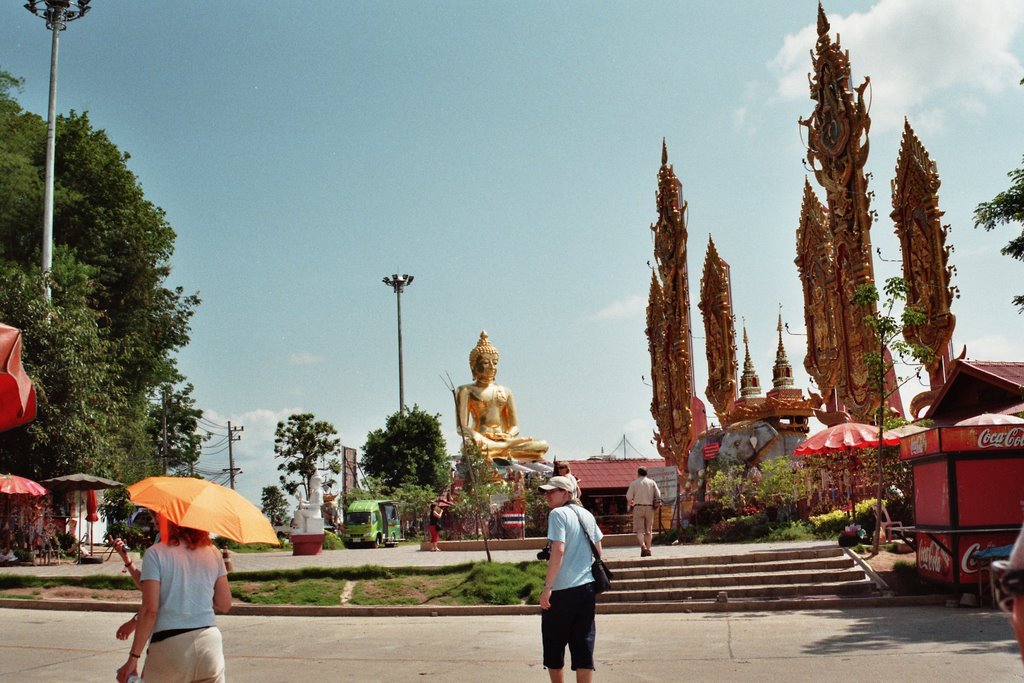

{"left": 2, "top": 1, "right": 1023, "bottom": 506}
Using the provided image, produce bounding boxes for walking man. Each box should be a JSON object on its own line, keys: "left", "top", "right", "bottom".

{"left": 626, "top": 467, "right": 661, "bottom": 557}
{"left": 539, "top": 475, "right": 603, "bottom": 683}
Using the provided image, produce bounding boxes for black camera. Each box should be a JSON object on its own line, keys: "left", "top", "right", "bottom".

{"left": 537, "top": 543, "right": 551, "bottom": 561}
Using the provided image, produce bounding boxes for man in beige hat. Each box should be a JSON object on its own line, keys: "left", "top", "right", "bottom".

{"left": 538, "top": 475, "right": 602, "bottom": 683}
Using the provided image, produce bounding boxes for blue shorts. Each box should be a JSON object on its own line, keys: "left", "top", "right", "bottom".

{"left": 541, "top": 582, "right": 596, "bottom": 671}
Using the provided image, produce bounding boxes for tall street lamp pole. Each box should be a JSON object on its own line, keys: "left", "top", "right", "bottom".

{"left": 382, "top": 273, "right": 414, "bottom": 414}
{"left": 24, "top": 0, "right": 92, "bottom": 300}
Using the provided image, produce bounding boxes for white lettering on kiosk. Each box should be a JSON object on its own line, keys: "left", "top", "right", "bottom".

{"left": 978, "top": 427, "right": 1024, "bottom": 449}
{"left": 960, "top": 543, "right": 981, "bottom": 575}
{"left": 919, "top": 538, "right": 950, "bottom": 575}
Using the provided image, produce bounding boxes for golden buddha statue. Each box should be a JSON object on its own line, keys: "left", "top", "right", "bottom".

{"left": 456, "top": 331, "right": 549, "bottom": 462}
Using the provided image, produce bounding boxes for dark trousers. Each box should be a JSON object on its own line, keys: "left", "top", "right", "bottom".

{"left": 541, "top": 582, "right": 596, "bottom": 671}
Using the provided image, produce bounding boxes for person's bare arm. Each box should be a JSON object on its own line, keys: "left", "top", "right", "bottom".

{"left": 213, "top": 574, "right": 232, "bottom": 614}
{"left": 539, "top": 541, "right": 565, "bottom": 610}
{"left": 117, "top": 579, "right": 159, "bottom": 683}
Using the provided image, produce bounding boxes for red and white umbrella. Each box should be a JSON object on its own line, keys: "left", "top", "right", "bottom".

{"left": 0, "top": 474, "right": 47, "bottom": 496}
{"left": 794, "top": 422, "right": 898, "bottom": 456}
{"left": 794, "top": 422, "right": 897, "bottom": 523}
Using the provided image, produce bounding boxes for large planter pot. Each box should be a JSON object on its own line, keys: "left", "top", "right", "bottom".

{"left": 292, "top": 532, "right": 324, "bottom": 556}
{"left": 838, "top": 533, "right": 859, "bottom": 548}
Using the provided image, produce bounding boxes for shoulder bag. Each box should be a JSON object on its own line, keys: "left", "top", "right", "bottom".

{"left": 568, "top": 505, "right": 613, "bottom": 594}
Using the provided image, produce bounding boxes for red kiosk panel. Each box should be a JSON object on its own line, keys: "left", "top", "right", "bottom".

{"left": 901, "top": 428, "right": 940, "bottom": 460}
{"left": 957, "top": 531, "right": 1020, "bottom": 585}
{"left": 916, "top": 532, "right": 954, "bottom": 583}
{"left": 913, "top": 461, "right": 950, "bottom": 526}
{"left": 956, "top": 458, "right": 1024, "bottom": 526}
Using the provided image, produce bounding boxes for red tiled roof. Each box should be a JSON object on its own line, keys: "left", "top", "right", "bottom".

{"left": 925, "top": 359, "right": 1024, "bottom": 423}
{"left": 556, "top": 459, "right": 669, "bottom": 492}
{"left": 963, "top": 361, "right": 1024, "bottom": 388}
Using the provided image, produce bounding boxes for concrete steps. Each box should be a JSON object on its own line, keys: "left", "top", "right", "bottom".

{"left": 597, "top": 545, "right": 880, "bottom": 608}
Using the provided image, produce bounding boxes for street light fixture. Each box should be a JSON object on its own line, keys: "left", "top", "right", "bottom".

{"left": 24, "top": 0, "right": 92, "bottom": 300}
{"left": 382, "top": 273, "right": 414, "bottom": 414}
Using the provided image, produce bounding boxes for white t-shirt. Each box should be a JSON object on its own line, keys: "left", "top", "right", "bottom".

{"left": 141, "top": 541, "right": 226, "bottom": 632}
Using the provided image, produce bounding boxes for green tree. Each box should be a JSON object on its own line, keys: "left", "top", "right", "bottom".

{"left": 0, "top": 68, "right": 201, "bottom": 484}
{"left": 150, "top": 382, "right": 208, "bottom": 476}
{"left": 706, "top": 464, "right": 749, "bottom": 511}
{"left": 260, "top": 485, "right": 290, "bottom": 527}
{"left": 0, "top": 263, "right": 129, "bottom": 481}
{"left": 274, "top": 412, "right": 341, "bottom": 499}
{"left": 386, "top": 481, "right": 440, "bottom": 537}
{"left": 751, "top": 457, "right": 808, "bottom": 516}
{"left": 854, "top": 277, "right": 934, "bottom": 552}
{"left": 361, "top": 405, "right": 452, "bottom": 492}
{"left": 974, "top": 79, "right": 1024, "bottom": 312}
{"left": 451, "top": 444, "right": 504, "bottom": 561}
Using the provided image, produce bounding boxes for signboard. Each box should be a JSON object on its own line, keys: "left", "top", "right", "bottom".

{"left": 943, "top": 425, "right": 1024, "bottom": 453}
{"left": 702, "top": 443, "right": 720, "bottom": 460}
{"left": 342, "top": 446, "right": 358, "bottom": 494}
{"left": 904, "top": 425, "right": 1024, "bottom": 458}
{"left": 647, "top": 466, "right": 678, "bottom": 505}
{"left": 916, "top": 532, "right": 954, "bottom": 583}
{"left": 901, "top": 428, "right": 940, "bottom": 460}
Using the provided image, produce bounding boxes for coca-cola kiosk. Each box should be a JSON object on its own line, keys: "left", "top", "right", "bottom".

{"left": 901, "top": 425, "right": 1024, "bottom": 590}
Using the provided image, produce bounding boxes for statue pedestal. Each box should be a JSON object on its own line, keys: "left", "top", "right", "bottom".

{"left": 292, "top": 533, "right": 324, "bottom": 556}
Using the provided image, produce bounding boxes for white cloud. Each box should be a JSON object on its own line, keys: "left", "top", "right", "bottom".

{"left": 963, "top": 334, "right": 1024, "bottom": 361}
{"left": 287, "top": 351, "right": 323, "bottom": 365}
{"left": 592, "top": 294, "right": 646, "bottom": 321}
{"left": 770, "top": 0, "right": 1024, "bottom": 132}
{"left": 201, "top": 407, "right": 302, "bottom": 504}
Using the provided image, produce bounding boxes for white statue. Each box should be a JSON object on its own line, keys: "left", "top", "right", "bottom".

{"left": 292, "top": 473, "right": 325, "bottom": 535}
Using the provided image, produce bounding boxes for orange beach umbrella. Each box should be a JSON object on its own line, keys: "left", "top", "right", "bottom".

{"left": 127, "top": 476, "right": 279, "bottom": 545}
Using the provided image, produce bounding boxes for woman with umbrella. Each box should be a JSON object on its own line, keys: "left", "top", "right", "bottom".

{"left": 116, "top": 513, "right": 231, "bottom": 683}
{"left": 117, "top": 476, "right": 277, "bottom": 682}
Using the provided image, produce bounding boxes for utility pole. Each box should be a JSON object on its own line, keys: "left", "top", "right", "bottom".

{"left": 24, "top": 0, "right": 92, "bottom": 299}
{"left": 382, "top": 273, "right": 414, "bottom": 414}
{"left": 226, "top": 421, "right": 244, "bottom": 489}
{"left": 160, "top": 387, "right": 169, "bottom": 474}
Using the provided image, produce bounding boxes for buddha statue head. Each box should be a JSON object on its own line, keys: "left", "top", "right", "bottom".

{"left": 469, "top": 331, "right": 499, "bottom": 384}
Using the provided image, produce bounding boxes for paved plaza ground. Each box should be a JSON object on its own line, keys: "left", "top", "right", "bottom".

{"left": 0, "top": 540, "right": 1022, "bottom": 680}
{"left": 0, "top": 606, "right": 1020, "bottom": 681}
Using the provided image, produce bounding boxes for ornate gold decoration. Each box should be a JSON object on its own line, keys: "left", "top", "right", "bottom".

{"left": 698, "top": 236, "right": 737, "bottom": 424}
{"left": 455, "top": 331, "right": 549, "bottom": 462}
{"left": 771, "top": 310, "right": 795, "bottom": 390}
{"left": 890, "top": 118, "right": 957, "bottom": 416}
{"left": 727, "top": 315, "right": 817, "bottom": 433}
{"left": 469, "top": 330, "right": 499, "bottom": 367}
{"left": 795, "top": 178, "right": 839, "bottom": 398}
{"left": 798, "top": 4, "right": 880, "bottom": 422}
{"left": 739, "top": 325, "right": 762, "bottom": 399}
{"left": 646, "top": 140, "right": 695, "bottom": 465}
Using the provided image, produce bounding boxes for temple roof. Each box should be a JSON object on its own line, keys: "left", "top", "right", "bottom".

{"left": 924, "top": 360, "right": 1024, "bottom": 424}
{"left": 557, "top": 459, "right": 668, "bottom": 492}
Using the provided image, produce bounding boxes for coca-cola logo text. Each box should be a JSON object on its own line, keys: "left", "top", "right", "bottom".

{"left": 960, "top": 543, "right": 982, "bottom": 575}
{"left": 918, "top": 538, "right": 950, "bottom": 576}
{"left": 977, "top": 427, "right": 1024, "bottom": 449}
